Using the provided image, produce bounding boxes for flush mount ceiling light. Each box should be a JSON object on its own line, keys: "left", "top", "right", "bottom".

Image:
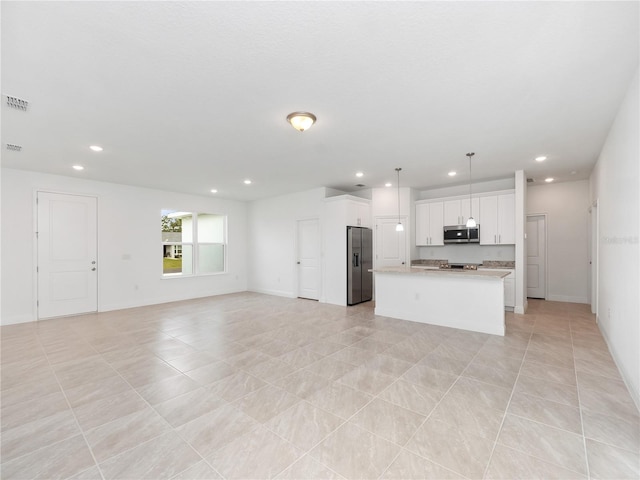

{"left": 448, "top": 171, "right": 457, "bottom": 177}
{"left": 545, "top": 177, "right": 554, "bottom": 183}
{"left": 465, "top": 153, "right": 477, "bottom": 228}
{"left": 89, "top": 145, "right": 103, "bottom": 152}
{"left": 244, "top": 179, "right": 252, "bottom": 185}
{"left": 210, "top": 189, "right": 218, "bottom": 194}
{"left": 356, "top": 172, "right": 364, "bottom": 178}
{"left": 385, "top": 182, "right": 392, "bottom": 187}
{"left": 286, "top": 112, "right": 316, "bottom": 132}
{"left": 72, "top": 165, "right": 84, "bottom": 171}
{"left": 535, "top": 156, "right": 547, "bottom": 162}
{"left": 395, "top": 168, "right": 404, "bottom": 232}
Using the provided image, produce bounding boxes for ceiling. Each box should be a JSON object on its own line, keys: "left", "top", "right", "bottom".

{"left": 2, "top": 2, "right": 638, "bottom": 201}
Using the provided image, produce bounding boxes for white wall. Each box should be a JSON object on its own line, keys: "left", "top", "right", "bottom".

{"left": 527, "top": 180, "right": 590, "bottom": 303}
{"left": 418, "top": 244, "right": 515, "bottom": 264}
{"left": 417, "top": 178, "right": 516, "bottom": 200}
{"left": 514, "top": 170, "right": 527, "bottom": 314}
{"left": 0, "top": 168, "right": 248, "bottom": 325}
{"left": 589, "top": 68, "right": 639, "bottom": 408}
{"left": 247, "top": 187, "right": 326, "bottom": 298}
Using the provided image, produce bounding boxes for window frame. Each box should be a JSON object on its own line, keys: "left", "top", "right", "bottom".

{"left": 161, "top": 211, "right": 227, "bottom": 278}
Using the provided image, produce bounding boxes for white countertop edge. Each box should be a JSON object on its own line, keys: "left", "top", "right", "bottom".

{"left": 372, "top": 267, "right": 510, "bottom": 278}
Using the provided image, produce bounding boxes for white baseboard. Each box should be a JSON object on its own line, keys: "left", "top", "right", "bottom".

{"left": 598, "top": 321, "right": 640, "bottom": 414}
{"left": 1, "top": 314, "right": 36, "bottom": 326}
{"left": 100, "top": 288, "right": 246, "bottom": 313}
{"left": 547, "top": 295, "right": 589, "bottom": 304}
{"left": 247, "top": 288, "right": 296, "bottom": 299}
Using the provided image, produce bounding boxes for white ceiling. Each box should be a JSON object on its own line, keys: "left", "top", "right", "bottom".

{"left": 2, "top": 1, "right": 638, "bottom": 201}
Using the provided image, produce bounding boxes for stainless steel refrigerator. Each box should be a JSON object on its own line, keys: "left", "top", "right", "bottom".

{"left": 347, "top": 226, "right": 373, "bottom": 306}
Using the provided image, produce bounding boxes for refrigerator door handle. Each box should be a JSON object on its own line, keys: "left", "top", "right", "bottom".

{"left": 353, "top": 253, "right": 360, "bottom": 267}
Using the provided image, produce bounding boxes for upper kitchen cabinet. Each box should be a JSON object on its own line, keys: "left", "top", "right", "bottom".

{"left": 415, "top": 201, "right": 444, "bottom": 246}
{"left": 444, "top": 198, "right": 479, "bottom": 226}
{"left": 479, "top": 192, "right": 515, "bottom": 245}
{"left": 346, "top": 199, "right": 371, "bottom": 228}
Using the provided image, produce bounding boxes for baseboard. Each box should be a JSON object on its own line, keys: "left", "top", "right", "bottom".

{"left": 598, "top": 321, "right": 640, "bottom": 414}
{"left": 0, "top": 314, "right": 36, "bottom": 326}
{"left": 514, "top": 306, "right": 525, "bottom": 314}
{"left": 547, "top": 295, "right": 589, "bottom": 304}
{"left": 100, "top": 288, "right": 246, "bottom": 313}
{"left": 247, "top": 287, "right": 296, "bottom": 299}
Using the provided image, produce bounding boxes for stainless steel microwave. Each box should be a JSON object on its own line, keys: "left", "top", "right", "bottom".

{"left": 443, "top": 225, "right": 480, "bottom": 244}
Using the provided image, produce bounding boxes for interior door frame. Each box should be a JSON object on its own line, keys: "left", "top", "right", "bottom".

{"left": 294, "top": 216, "right": 321, "bottom": 301}
{"left": 526, "top": 213, "right": 548, "bottom": 300}
{"left": 34, "top": 189, "right": 99, "bottom": 320}
{"left": 588, "top": 201, "right": 599, "bottom": 319}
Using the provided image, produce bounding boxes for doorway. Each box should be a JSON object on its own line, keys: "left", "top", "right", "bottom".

{"left": 589, "top": 202, "right": 599, "bottom": 316}
{"left": 296, "top": 218, "right": 320, "bottom": 300}
{"left": 526, "top": 214, "right": 547, "bottom": 299}
{"left": 37, "top": 192, "right": 98, "bottom": 319}
{"left": 374, "top": 216, "right": 407, "bottom": 268}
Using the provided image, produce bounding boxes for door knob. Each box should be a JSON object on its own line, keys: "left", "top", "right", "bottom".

{"left": 91, "top": 267, "right": 96, "bottom": 271}
{"left": 297, "top": 261, "right": 300, "bottom": 264}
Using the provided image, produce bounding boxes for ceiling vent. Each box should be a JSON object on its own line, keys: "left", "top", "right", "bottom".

{"left": 5, "top": 95, "right": 29, "bottom": 111}
{"left": 355, "top": 184, "right": 366, "bottom": 188}
{"left": 527, "top": 178, "right": 535, "bottom": 183}
{"left": 6, "top": 143, "right": 22, "bottom": 151}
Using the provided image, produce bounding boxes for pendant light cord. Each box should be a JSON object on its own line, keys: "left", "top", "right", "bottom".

{"left": 466, "top": 153, "right": 475, "bottom": 219}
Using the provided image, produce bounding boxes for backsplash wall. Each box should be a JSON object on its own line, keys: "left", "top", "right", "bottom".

{"left": 418, "top": 244, "right": 515, "bottom": 264}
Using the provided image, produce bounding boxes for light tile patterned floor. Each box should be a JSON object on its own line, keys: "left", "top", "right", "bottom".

{"left": 1, "top": 294, "right": 638, "bottom": 479}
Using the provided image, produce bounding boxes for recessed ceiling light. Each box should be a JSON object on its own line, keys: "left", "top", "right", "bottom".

{"left": 356, "top": 172, "right": 364, "bottom": 178}
{"left": 72, "top": 165, "right": 84, "bottom": 171}
{"left": 545, "top": 177, "right": 554, "bottom": 183}
{"left": 210, "top": 189, "right": 218, "bottom": 193}
{"left": 535, "top": 156, "right": 547, "bottom": 162}
{"left": 244, "top": 179, "right": 252, "bottom": 185}
{"left": 448, "top": 171, "right": 457, "bottom": 177}
{"left": 89, "top": 145, "right": 103, "bottom": 152}
{"left": 385, "top": 182, "right": 392, "bottom": 187}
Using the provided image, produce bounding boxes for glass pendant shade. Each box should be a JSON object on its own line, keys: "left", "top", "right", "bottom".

{"left": 286, "top": 112, "right": 316, "bottom": 132}
{"left": 466, "top": 217, "right": 477, "bottom": 228}
{"left": 396, "top": 222, "right": 404, "bottom": 232}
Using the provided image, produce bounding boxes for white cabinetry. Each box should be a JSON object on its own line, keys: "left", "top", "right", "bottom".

{"left": 346, "top": 200, "right": 371, "bottom": 228}
{"left": 444, "top": 198, "right": 479, "bottom": 226}
{"left": 479, "top": 268, "right": 515, "bottom": 308}
{"left": 415, "top": 201, "right": 444, "bottom": 246}
{"left": 323, "top": 195, "right": 372, "bottom": 306}
{"left": 479, "top": 193, "right": 515, "bottom": 245}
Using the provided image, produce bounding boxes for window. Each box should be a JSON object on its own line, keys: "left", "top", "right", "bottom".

{"left": 161, "top": 210, "right": 226, "bottom": 276}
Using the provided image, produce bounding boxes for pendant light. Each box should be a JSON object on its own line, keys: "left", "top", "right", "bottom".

{"left": 465, "top": 152, "right": 477, "bottom": 228}
{"left": 395, "top": 168, "right": 404, "bottom": 232}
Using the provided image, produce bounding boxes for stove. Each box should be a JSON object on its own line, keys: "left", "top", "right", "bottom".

{"left": 439, "top": 263, "right": 479, "bottom": 270}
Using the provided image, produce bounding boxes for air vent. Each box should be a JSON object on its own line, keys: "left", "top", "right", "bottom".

{"left": 5, "top": 95, "right": 29, "bottom": 111}
{"left": 6, "top": 144, "right": 22, "bottom": 151}
{"left": 355, "top": 184, "right": 366, "bottom": 188}
{"left": 527, "top": 178, "right": 534, "bottom": 183}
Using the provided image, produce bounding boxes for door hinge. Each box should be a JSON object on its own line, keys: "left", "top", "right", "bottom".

{"left": 36, "top": 266, "right": 39, "bottom": 273}
{"left": 37, "top": 301, "right": 39, "bottom": 307}
{"left": 35, "top": 231, "right": 39, "bottom": 238}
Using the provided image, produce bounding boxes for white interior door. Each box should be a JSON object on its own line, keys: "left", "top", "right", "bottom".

{"left": 37, "top": 192, "right": 98, "bottom": 319}
{"left": 296, "top": 218, "right": 320, "bottom": 300}
{"left": 375, "top": 217, "right": 407, "bottom": 268}
{"left": 590, "top": 203, "right": 598, "bottom": 315}
{"left": 526, "top": 215, "right": 546, "bottom": 299}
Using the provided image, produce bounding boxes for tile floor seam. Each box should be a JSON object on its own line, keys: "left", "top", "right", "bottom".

{"left": 37, "top": 330, "right": 107, "bottom": 480}
{"left": 481, "top": 327, "right": 532, "bottom": 479}
{"left": 377, "top": 345, "right": 487, "bottom": 480}
{"left": 90, "top": 349, "right": 218, "bottom": 479}
{"left": 572, "top": 321, "right": 592, "bottom": 480}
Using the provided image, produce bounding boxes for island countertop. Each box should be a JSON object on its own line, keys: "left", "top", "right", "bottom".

{"left": 373, "top": 266, "right": 510, "bottom": 279}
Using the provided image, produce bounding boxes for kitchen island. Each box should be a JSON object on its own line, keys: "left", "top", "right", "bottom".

{"left": 373, "top": 266, "right": 510, "bottom": 336}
